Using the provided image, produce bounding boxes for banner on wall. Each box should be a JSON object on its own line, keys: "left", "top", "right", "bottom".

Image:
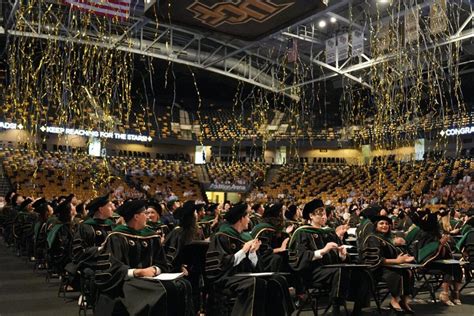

{"left": 153, "top": 0, "right": 328, "bottom": 41}
{"left": 204, "top": 183, "right": 250, "bottom": 192}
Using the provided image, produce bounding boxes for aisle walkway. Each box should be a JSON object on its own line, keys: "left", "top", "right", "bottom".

{"left": 0, "top": 242, "right": 77, "bottom": 316}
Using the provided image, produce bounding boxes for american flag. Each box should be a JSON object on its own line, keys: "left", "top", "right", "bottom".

{"left": 64, "top": 0, "right": 132, "bottom": 20}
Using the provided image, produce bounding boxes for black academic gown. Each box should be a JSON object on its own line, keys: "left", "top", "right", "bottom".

{"left": 414, "top": 229, "right": 463, "bottom": 283}
{"left": 288, "top": 226, "right": 352, "bottom": 302}
{"left": 13, "top": 210, "right": 38, "bottom": 257}
{"left": 251, "top": 219, "right": 288, "bottom": 272}
{"left": 362, "top": 233, "right": 414, "bottom": 297}
{"left": 206, "top": 224, "right": 294, "bottom": 316}
{"left": 47, "top": 222, "right": 76, "bottom": 273}
{"left": 94, "top": 225, "right": 193, "bottom": 316}
{"left": 72, "top": 218, "right": 115, "bottom": 269}
{"left": 33, "top": 219, "right": 49, "bottom": 262}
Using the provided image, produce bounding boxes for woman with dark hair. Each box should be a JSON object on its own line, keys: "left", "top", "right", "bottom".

{"left": 411, "top": 209, "right": 463, "bottom": 306}
{"left": 47, "top": 200, "right": 77, "bottom": 274}
{"left": 33, "top": 198, "right": 53, "bottom": 265}
{"left": 164, "top": 200, "right": 206, "bottom": 313}
{"left": 361, "top": 215, "right": 415, "bottom": 313}
{"left": 164, "top": 201, "right": 205, "bottom": 269}
{"left": 251, "top": 203, "right": 291, "bottom": 271}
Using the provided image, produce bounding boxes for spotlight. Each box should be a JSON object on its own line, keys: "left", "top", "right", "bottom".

{"left": 318, "top": 20, "right": 327, "bottom": 28}
{"left": 330, "top": 17, "right": 337, "bottom": 23}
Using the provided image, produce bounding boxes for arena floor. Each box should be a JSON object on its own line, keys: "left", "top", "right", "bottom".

{"left": 0, "top": 241, "right": 472, "bottom": 316}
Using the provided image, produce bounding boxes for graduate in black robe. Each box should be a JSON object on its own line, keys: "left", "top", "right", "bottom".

{"left": 410, "top": 209, "right": 463, "bottom": 306}
{"left": 164, "top": 200, "right": 206, "bottom": 313}
{"left": 72, "top": 194, "right": 116, "bottom": 269}
{"left": 13, "top": 198, "right": 37, "bottom": 259}
{"left": 94, "top": 199, "right": 193, "bottom": 316}
{"left": 205, "top": 203, "right": 294, "bottom": 316}
{"left": 361, "top": 215, "right": 415, "bottom": 313}
{"left": 288, "top": 198, "right": 369, "bottom": 316}
{"left": 47, "top": 200, "right": 78, "bottom": 269}
{"left": 250, "top": 203, "right": 291, "bottom": 272}
{"left": 145, "top": 199, "right": 169, "bottom": 237}
{"left": 32, "top": 198, "right": 53, "bottom": 265}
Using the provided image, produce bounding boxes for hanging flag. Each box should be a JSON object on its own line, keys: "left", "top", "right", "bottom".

{"left": 351, "top": 30, "right": 364, "bottom": 57}
{"left": 64, "top": 0, "right": 132, "bottom": 20}
{"left": 430, "top": 0, "right": 448, "bottom": 35}
{"left": 405, "top": 6, "right": 419, "bottom": 45}
{"left": 337, "top": 33, "right": 349, "bottom": 61}
{"left": 326, "top": 37, "right": 336, "bottom": 64}
{"left": 287, "top": 38, "right": 298, "bottom": 63}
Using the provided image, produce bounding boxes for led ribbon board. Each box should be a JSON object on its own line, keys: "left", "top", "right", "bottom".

{"left": 440, "top": 126, "right": 474, "bottom": 136}
{"left": 0, "top": 121, "right": 152, "bottom": 143}
{"left": 153, "top": 0, "right": 328, "bottom": 41}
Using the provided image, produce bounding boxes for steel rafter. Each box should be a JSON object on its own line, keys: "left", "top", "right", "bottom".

{"left": 2, "top": 1, "right": 300, "bottom": 100}
{"left": 279, "top": 8, "right": 474, "bottom": 92}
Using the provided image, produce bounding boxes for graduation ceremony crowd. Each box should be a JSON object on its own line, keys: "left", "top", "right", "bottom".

{"left": 0, "top": 188, "right": 473, "bottom": 316}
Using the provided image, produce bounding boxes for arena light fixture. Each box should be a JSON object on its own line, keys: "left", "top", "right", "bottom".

{"left": 330, "top": 17, "right": 337, "bottom": 23}
{"left": 318, "top": 20, "right": 327, "bottom": 28}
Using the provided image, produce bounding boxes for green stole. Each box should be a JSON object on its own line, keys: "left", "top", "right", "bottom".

{"left": 47, "top": 223, "right": 64, "bottom": 248}
{"left": 418, "top": 241, "right": 440, "bottom": 264}
{"left": 456, "top": 227, "right": 474, "bottom": 251}
{"left": 83, "top": 218, "right": 115, "bottom": 226}
{"left": 250, "top": 222, "right": 275, "bottom": 239}
{"left": 461, "top": 224, "right": 472, "bottom": 236}
{"left": 113, "top": 224, "right": 157, "bottom": 237}
{"left": 405, "top": 226, "right": 420, "bottom": 245}
{"left": 289, "top": 225, "right": 334, "bottom": 248}
{"left": 217, "top": 223, "right": 252, "bottom": 242}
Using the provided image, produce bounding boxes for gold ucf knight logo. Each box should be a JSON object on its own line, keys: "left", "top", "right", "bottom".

{"left": 187, "top": 0, "right": 294, "bottom": 27}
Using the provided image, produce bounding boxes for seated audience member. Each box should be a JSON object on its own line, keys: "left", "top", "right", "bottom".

{"left": 72, "top": 194, "right": 116, "bottom": 269}
{"left": 14, "top": 198, "right": 37, "bottom": 259}
{"left": 456, "top": 208, "right": 474, "bottom": 258}
{"left": 361, "top": 215, "right": 415, "bottom": 313}
{"left": 33, "top": 198, "right": 53, "bottom": 265}
{"left": 288, "top": 198, "right": 369, "bottom": 316}
{"left": 411, "top": 209, "right": 463, "bottom": 306}
{"left": 164, "top": 201, "right": 206, "bottom": 312}
{"left": 47, "top": 199, "right": 78, "bottom": 274}
{"left": 205, "top": 203, "right": 294, "bottom": 316}
{"left": 95, "top": 199, "right": 193, "bottom": 316}
{"left": 161, "top": 198, "right": 180, "bottom": 228}
{"left": 198, "top": 203, "right": 222, "bottom": 238}
{"left": 251, "top": 203, "right": 291, "bottom": 272}
{"left": 145, "top": 199, "right": 168, "bottom": 236}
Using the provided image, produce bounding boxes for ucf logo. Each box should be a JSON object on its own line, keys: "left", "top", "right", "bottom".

{"left": 187, "top": 0, "right": 294, "bottom": 27}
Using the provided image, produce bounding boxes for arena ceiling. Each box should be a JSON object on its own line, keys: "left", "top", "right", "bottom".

{"left": 0, "top": 0, "right": 473, "bottom": 109}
